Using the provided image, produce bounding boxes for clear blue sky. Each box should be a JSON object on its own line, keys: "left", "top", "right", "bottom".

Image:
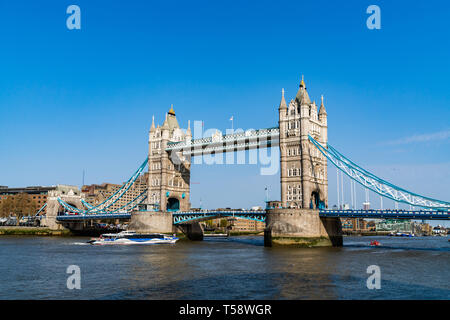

{"left": 0, "top": 1, "right": 449, "bottom": 219}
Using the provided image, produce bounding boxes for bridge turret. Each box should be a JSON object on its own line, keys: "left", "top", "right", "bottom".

{"left": 278, "top": 88, "right": 290, "bottom": 207}
{"left": 162, "top": 113, "right": 170, "bottom": 138}
{"left": 310, "top": 101, "right": 318, "bottom": 122}
{"left": 150, "top": 115, "right": 156, "bottom": 133}
{"left": 279, "top": 88, "right": 287, "bottom": 110}
{"left": 186, "top": 120, "right": 192, "bottom": 142}
{"left": 318, "top": 95, "right": 327, "bottom": 126}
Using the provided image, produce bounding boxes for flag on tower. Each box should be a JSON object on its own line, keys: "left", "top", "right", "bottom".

{"left": 229, "top": 116, "right": 233, "bottom": 121}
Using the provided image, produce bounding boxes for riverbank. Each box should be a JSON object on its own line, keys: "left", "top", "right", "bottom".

{"left": 229, "top": 230, "right": 264, "bottom": 236}
{"left": 0, "top": 226, "right": 72, "bottom": 236}
{"left": 343, "top": 231, "right": 391, "bottom": 236}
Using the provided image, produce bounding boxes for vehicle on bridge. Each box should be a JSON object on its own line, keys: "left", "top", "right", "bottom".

{"left": 87, "top": 230, "right": 178, "bottom": 245}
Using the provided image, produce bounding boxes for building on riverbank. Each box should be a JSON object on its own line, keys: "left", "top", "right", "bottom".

{"left": 432, "top": 225, "right": 447, "bottom": 235}
{"left": 203, "top": 216, "right": 265, "bottom": 232}
{"left": 412, "top": 222, "right": 434, "bottom": 236}
{"left": 227, "top": 217, "right": 265, "bottom": 232}
{"left": 0, "top": 186, "right": 56, "bottom": 217}
{"left": 0, "top": 185, "right": 80, "bottom": 217}
{"left": 0, "top": 186, "right": 55, "bottom": 208}
{"left": 340, "top": 218, "right": 372, "bottom": 234}
{"left": 375, "top": 219, "right": 413, "bottom": 233}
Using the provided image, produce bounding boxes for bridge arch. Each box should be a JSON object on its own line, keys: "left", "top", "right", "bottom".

{"left": 167, "top": 197, "right": 180, "bottom": 211}
{"left": 57, "top": 201, "right": 79, "bottom": 216}
{"left": 310, "top": 189, "right": 326, "bottom": 209}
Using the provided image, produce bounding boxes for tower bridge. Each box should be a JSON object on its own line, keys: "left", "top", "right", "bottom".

{"left": 47, "top": 77, "right": 450, "bottom": 246}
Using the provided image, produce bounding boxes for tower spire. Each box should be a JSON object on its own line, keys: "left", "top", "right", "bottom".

{"left": 296, "top": 75, "right": 311, "bottom": 105}
{"left": 279, "top": 88, "right": 287, "bottom": 109}
{"left": 319, "top": 94, "right": 327, "bottom": 115}
{"left": 168, "top": 104, "right": 175, "bottom": 116}
{"left": 150, "top": 115, "right": 155, "bottom": 131}
{"left": 162, "top": 112, "right": 169, "bottom": 128}
{"left": 186, "top": 120, "right": 192, "bottom": 136}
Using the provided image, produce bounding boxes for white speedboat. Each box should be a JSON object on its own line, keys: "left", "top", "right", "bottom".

{"left": 87, "top": 230, "right": 178, "bottom": 245}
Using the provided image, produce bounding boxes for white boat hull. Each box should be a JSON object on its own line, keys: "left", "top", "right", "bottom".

{"left": 91, "top": 238, "right": 178, "bottom": 245}
{"left": 89, "top": 232, "right": 179, "bottom": 245}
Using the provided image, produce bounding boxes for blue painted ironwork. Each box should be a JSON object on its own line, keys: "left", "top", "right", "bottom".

{"left": 172, "top": 208, "right": 450, "bottom": 224}
{"left": 35, "top": 203, "right": 47, "bottom": 216}
{"left": 58, "top": 189, "right": 147, "bottom": 216}
{"left": 308, "top": 135, "right": 450, "bottom": 210}
{"left": 55, "top": 207, "right": 450, "bottom": 223}
{"left": 56, "top": 213, "right": 131, "bottom": 221}
{"left": 58, "top": 158, "right": 148, "bottom": 214}
{"left": 173, "top": 210, "right": 266, "bottom": 224}
{"left": 81, "top": 198, "right": 94, "bottom": 209}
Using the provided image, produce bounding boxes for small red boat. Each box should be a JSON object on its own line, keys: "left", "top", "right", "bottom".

{"left": 370, "top": 240, "right": 381, "bottom": 246}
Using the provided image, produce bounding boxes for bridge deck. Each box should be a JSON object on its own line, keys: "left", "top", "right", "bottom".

{"left": 55, "top": 209, "right": 450, "bottom": 222}
{"left": 319, "top": 209, "right": 450, "bottom": 220}
{"left": 56, "top": 213, "right": 132, "bottom": 221}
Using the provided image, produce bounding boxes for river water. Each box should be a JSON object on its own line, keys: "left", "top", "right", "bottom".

{"left": 0, "top": 235, "right": 448, "bottom": 299}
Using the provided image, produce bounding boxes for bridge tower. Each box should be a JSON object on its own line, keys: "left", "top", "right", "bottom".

{"left": 279, "top": 76, "right": 328, "bottom": 209}
{"left": 266, "top": 76, "right": 341, "bottom": 247}
{"left": 148, "top": 105, "right": 191, "bottom": 212}
{"left": 40, "top": 185, "right": 84, "bottom": 230}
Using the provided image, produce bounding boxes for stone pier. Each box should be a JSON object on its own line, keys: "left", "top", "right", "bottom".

{"left": 128, "top": 211, "right": 174, "bottom": 233}
{"left": 264, "top": 208, "right": 343, "bottom": 247}
{"left": 176, "top": 222, "right": 204, "bottom": 241}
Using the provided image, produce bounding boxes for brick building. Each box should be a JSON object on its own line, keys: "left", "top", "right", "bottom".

{"left": 0, "top": 186, "right": 56, "bottom": 215}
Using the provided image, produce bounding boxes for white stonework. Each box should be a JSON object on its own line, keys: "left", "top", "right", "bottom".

{"left": 278, "top": 78, "right": 328, "bottom": 209}
{"left": 148, "top": 107, "right": 191, "bottom": 212}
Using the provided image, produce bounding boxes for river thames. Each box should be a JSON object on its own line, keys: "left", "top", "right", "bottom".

{"left": 0, "top": 235, "right": 448, "bottom": 300}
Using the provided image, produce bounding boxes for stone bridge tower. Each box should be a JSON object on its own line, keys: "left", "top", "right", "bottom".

{"left": 279, "top": 77, "right": 328, "bottom": 209}
{"left": 148, "top": 106, "right": 191, "bottom": 212}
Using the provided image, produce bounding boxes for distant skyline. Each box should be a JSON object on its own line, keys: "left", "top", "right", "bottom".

{"left": 0, "top": 1, "right": 449, "bottom": 224}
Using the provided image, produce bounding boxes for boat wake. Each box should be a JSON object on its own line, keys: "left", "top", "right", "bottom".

{"left": 71, "top": 242, "right": 90, "bottom": 246}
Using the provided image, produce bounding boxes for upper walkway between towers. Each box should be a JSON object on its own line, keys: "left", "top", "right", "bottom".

{"left": 165, "top": 127, "right": 280, "bottom": 156}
